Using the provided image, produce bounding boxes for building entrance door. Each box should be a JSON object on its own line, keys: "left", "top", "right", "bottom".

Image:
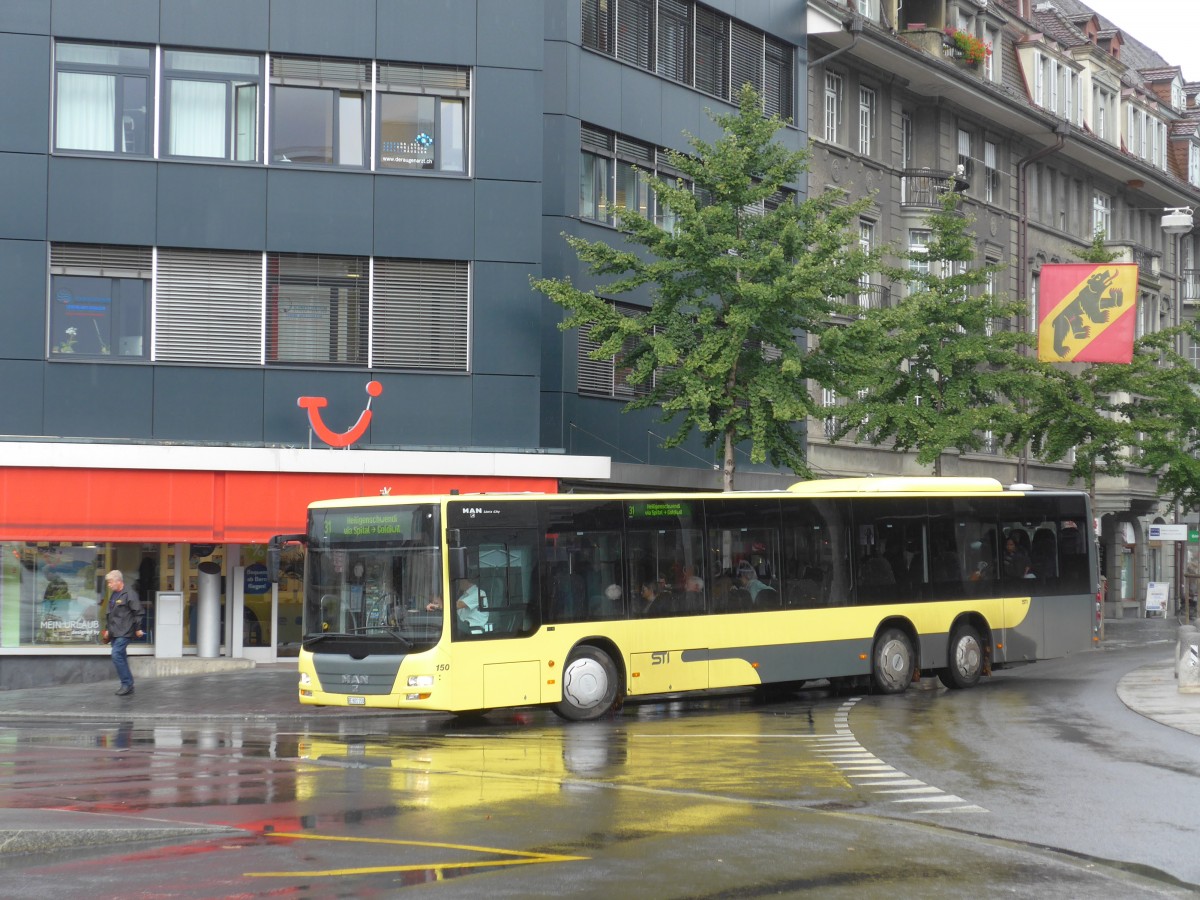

{"left": 233, "top": 564, "right": 276, "bottom": 662}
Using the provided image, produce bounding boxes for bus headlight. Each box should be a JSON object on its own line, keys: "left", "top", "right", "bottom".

{"left": 407, "top": 675, "right": 435, "bottom": 688}
{"left": 299, "top": 672, "right": 312, "bottom": 687}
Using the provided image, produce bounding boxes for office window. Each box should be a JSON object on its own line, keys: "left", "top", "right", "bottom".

{"left": 582, "top": 0, "right": 616, "bottom": 55}
{"left": 617, "top": 0, "right": 655, "bottom": 70}
{"left": 54, "top": 43, "right": 152, "bottom": 155}
{"left": 49, "top": 244, "right": 151, "bottom": 359}
{"left": 616, "top": 137, "right": 654, "bottom": 220}
{"left": 373, "top": 259, "right": 469, "bottom": 370}
{"left": 858, "top": 87, "right": 876, "bottom": 156}
{"left": 695, "top": 6, "right": 729, "bottom": 99}
{"left": 580, "top": 125, "right": 616, "bottom": 223}
{"left": 730, "top": 21, "right": 763, "bottom": 98}
{"left": 578, "top": 305, "right": 653, "bottom": 398}
{"left": 156, "top": 249, "right": 263, "bottom": 364}
{"left": 267, "top": 254, "right": 368, "bottom": 364}
{"left": 763, "top": 37, "right": 794, "bottom": 121}
{"left": 162, "top": 50, "right": 261, "bottom": 161}
{"left": 657, "top": 0, "right": 693, "bottom": 83}
{"left": 270, "top": 57, "right": 369, "bottom": 167}
{"left": 377, "top": 64, "right": 469, "bottom": 173}
{"left": 824, "top": 72, "right": 843, "bottom": 143}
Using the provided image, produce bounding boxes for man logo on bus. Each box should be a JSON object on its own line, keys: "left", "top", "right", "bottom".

{"left": 298, "top": 381, "right": 382, "bottom": 448}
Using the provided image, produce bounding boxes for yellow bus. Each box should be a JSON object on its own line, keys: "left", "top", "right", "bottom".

{"left": 272, "top": 477, "right": 1097, "bottom": 721}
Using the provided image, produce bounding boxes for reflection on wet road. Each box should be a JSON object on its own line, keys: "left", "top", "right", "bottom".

{"left": 0, "top": 684, "right": 1191, "bottom": 898}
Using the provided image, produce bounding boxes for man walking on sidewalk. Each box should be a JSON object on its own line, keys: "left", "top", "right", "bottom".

{"left": 102, "top": 570, "right": 144, "bottom": 696}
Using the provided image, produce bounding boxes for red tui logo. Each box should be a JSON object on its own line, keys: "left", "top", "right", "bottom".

{"left": 297, "top": 381, "right": 383, "bottom": 448}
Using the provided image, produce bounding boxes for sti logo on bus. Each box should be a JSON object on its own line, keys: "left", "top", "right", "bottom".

{"left": 651, "top": 651, "right": 670, "bottom": 665}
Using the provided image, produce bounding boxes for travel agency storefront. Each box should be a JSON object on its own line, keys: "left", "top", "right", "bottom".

{"left": 0, "top": 442, "right": 608, "bottom": 689}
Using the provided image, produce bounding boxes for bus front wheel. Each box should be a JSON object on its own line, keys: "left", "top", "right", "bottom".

{"left": 555, "top": 646, "right": 620, "bottom": 722}
{"left": 938, "top": 624, "right": 983, "bottom": 690}
{"left": 871, "top": 628, "right": 915, "bottom": 695}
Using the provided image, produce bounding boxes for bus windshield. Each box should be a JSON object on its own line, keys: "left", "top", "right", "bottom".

{"left": 304, "top": 504, "right": 442, "bottom": 647}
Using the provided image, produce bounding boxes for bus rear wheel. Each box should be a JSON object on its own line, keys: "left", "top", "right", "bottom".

{"left": 938, "top": 624, "right": 983, "bottom": 690}
{"left": 555, "top": 646, "right": 620, "bottom": 722}
{"left": 871, "top": 628, "right": 915, "bottom": 695}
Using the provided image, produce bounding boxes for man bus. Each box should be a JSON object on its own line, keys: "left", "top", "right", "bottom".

{"left": 271, "top": 477, "right": 1096, "bottom": 721}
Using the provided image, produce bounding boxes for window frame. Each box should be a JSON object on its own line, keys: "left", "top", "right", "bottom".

{"left": 48, "top": 244, "right": 152, "bottom": 361}
{"left": 824, "top": 71, "right": 844, "bottom": 144}
{"left": 161, "top": 49, "right": 263, "bottom": 162}
{"left": 53, "top": 41, "right": 154, "bottom": 157}
{"left": 375, "top": 64, "right": 471, "bottom": 175}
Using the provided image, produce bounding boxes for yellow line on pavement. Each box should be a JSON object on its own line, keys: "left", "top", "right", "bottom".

{"left": 245, "top": 832, "right": 587, "bottom": 878}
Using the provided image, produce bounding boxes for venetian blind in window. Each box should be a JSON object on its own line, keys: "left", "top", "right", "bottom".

{"left": 270, "top": 56, "right": 370, "bottom": 87}
{"left": 581, "top": 0, "right": 615, "bottom": 55}
{"left": 267, "top": 254, "right": 368, "bottom": 365}
{"left": 730, "top": 22, "right": 763, "bottom": 99}
{"left": 763, "top": 38, "right": 793, "bottom": 120}
{"left": 657, "top": 0, "right": 693, "bottom": 84}
{"left": 156, "top": 248, "right": 263, "bottom": 364}
{"left": 616, "top": 0, "right": 654, "bottom": 70}
{"left": 50, "top": 243, "right": 152, "bottom": 277}
{"left": 372, "top": 258, "right": 469, "bottom": 370}
{"left": 694, "top": 6, "right": 729, "bottom": 99}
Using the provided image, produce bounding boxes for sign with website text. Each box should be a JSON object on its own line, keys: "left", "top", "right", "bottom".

{"left": 1149, "top": 523, "right": 1189, "bottom": 541}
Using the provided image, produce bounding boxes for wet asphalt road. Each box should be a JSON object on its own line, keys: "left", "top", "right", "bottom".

{"left": 0, "top": 619, "right": 1194, "bottom": 897}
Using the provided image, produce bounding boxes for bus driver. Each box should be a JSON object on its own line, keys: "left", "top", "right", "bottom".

{"left": 454, "top": 577, "right": 489, "bottom": 631}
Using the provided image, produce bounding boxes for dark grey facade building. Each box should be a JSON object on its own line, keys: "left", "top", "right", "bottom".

{"left": 0, "top": 0, "right": 806, "bottom": 677}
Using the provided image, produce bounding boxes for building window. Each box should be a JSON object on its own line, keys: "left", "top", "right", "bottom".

{"left": 900, "top": 111, "right": 912, "bottom": 203}
{"left": 377, "top": 64, "right": 469, "bottom": 173}
{"left": 578, "top": 304, "right": 653, "bottom": 398}
{"left": 162, "top": 49, "right": 261, "bottom": 161}
{"left": 1033, "top": 51, "right": 1044, "bottom": 108}
{"left": 580, "top": 125, "right": 616, "bottom": 223}
{"left": 270, "top": 56, "right": 369, "bottom": 167}
{"left": 1189, "top": 143, "right": 1200, "bottom": 187}
{"left": 957, "top": 128, "right": 973, "bottom": 180}
{"left": 54, "top": 43, "right": 152, "bottom": 155}
{"left": 694, "top": 6, "right": 730, "bottom": 100}
{"left": 156, "top": 248, "right": 263, "bottom": 364}
{"left": 984, "top": 26, "right": 999, "bottom": 81}
{"left": 1093, "top": 192, "right": 1111, "bottom": 239}
{"left": 984, "top": 140, "right": 998, "bottom": 203}
{"left": 616, "top": 0, "right": 655, "bottom": 70}
{"left": 49, "top": 244, "right": 151, "bottom": 359}
{"left": 824, "top": 71, "right": 843, "bottom": 143}
{"left": 657, "top": 0, "right": 693, "bottom": 84}
{"left": 858, "top": 221, "right": 874, "bottom": 308}
{"left": 372, "top": 259, "right": 469, "bottom": 370}
{"left": 616, "top": 136, "right": 655, "bottom": 220}
{"left": 267, "top": 254, "right": 368, "bottom": 364}
{"left": 908, "top": 229, "right": 931, "bottom": 284}
{"left": 858, "top": 87, "right": 876, "bottom": 156}
{"left": 763, "top": 37, "right": 794, "bottom": 121}
{"left": 582, "top": 0, "right": 615, "bottom": 54}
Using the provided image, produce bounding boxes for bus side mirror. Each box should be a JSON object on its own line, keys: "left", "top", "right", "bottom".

{"left": 449, "top": 546, "right": 468, "bottom": 581}
{"left": 267, "top": 533, "right": 306, "bottom": 583}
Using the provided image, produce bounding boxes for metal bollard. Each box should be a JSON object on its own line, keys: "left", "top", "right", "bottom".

{"left": 1178, "top": 629, "right": 1200, "bottom": 694}
{"left": 1176, "top": 625, "right": 1197, "bottom": 676}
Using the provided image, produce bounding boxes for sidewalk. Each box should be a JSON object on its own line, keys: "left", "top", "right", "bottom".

{"left": 0, "top": 620, "right": 1193, "bottom": 730}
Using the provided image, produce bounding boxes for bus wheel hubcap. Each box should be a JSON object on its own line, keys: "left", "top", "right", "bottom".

{"left": 955, "top": 638, "right": 980, "bottom": 676}
{"left": 563, "top": 658, "right": 607, "bottom": 709}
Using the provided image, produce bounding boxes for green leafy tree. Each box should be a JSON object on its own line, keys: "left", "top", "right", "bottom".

{"left": 532, "top": 84, "right": 872, "bottom": 490}
{"left": 813, "top": 187, "right": 1045, "bottom": 469}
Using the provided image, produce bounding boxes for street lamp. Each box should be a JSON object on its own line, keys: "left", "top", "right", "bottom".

{"left": 1162, "top": 207, "right": 1194, "bottom": 618}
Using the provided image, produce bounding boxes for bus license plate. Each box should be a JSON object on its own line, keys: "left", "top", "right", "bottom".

{"left": 347, "top": 696, "right": 365, "bottom": 705}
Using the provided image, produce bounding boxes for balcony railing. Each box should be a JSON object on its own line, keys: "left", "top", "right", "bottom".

{"left": 1184, "top": 268, "right": 1200, "bottom": 302}
{"left": 901, "top": 169, "right": 955, "bottom": 208}
{"left": 853, "top": 284, "right": 892, "bottom": 310}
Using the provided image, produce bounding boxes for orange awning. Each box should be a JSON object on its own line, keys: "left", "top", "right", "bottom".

{"left": 0, "top": 468, "right": 557, "bottom": 544}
